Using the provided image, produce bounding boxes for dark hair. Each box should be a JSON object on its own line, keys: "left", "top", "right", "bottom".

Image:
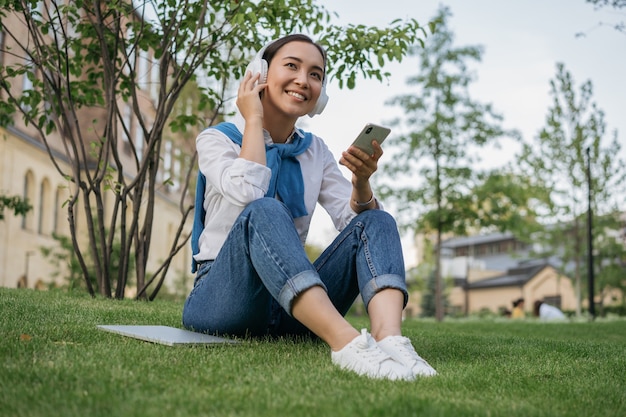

{"left": 512, "top": 297, "right": 525, "bottom": 308}
{"left": 533, "top": 300, "right": 543, "bottom": 317}
{"left": 262, "top": 34, "right": 327, "bottom": 80}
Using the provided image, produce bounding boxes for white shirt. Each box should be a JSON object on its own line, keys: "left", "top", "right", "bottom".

{"left": 194, "top": 114, "right": 367, "bottom": 261}
{"left": 539, "top": 303, "right": 566, "bottom": 320}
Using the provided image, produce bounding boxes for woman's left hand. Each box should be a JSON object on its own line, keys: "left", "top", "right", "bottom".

{"left": 339, "top": 140, "right": 383, "bottom": 183}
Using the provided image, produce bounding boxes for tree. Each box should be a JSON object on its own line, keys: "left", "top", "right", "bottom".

{"left": 378, "top": 7, "right": 521, "bottom": 321}
{"left": 589, "top": 212, "right": 626, "bottom": 311}
{"left": 468, "top": 170, "right": 550, "bottom": 240}
{"left": 581, "top": 0, "right": 626, "bottom": 36}
{"left": 518, "top": 62, "right": 626, "bottom": 315}
{"left": 0, "top": 0, "right": 431, "bottom": 299}
{"left": 0, "top": 194, "right": 31, "bottom": 221}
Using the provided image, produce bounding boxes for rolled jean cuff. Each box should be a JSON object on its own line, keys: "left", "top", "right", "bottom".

{"left": 362, "top": 274, "right": 408, "bottom": 312}
{"left": 278, "top": 270, "right": 327, "bottom": 316}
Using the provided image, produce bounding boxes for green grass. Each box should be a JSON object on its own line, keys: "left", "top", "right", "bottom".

{"left": 1, "top": 288, "right": 625, "bottom": 417}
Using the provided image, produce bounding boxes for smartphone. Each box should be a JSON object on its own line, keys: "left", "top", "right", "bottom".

{"left": 350, "top": 123, "right": 391, "bottom": 154}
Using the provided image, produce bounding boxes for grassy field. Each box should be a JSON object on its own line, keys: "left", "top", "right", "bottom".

{"left": 1, "top": 288, "right": 625, "bottom": 417}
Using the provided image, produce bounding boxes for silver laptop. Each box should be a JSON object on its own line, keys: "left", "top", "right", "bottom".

{"left": 97, "top": 325, "right": 239, "bottom": 346}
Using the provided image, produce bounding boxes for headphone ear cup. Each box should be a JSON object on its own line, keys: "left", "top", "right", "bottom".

{"left": 259, "top": 59, "right": 268, "bottom": 84}
{"left": 308, "top": 83, "right": 329, "bottom": 117}
{"left": 245, "top": 56, "right": 268, "bottom": 86}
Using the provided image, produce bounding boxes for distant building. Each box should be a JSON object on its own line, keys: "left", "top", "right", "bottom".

{"left": 448, "top": 260, "right": 576, "bottom": 316}
{"left": 406, "top": 232, "right": 577, "bottom": 317}
{"left": 431, "top": 231, "right": 621, "bottom": 316}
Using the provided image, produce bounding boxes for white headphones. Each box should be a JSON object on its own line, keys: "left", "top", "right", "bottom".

{"left": 245, "top": 39, "right": 329, "bottom": 117}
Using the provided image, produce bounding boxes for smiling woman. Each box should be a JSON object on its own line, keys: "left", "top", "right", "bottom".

{"left": 261, "top": 34, "right": 328, "bottom": 116}
{"left": 250, "top": 38, "right": 326, "bottom": 143}
{"left": 182, "top": 34, "right": 437, "bottom": 381}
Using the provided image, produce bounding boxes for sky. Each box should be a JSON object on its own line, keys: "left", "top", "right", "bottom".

{"left": 294, "top": 0, "right": 626, "bottom": 265}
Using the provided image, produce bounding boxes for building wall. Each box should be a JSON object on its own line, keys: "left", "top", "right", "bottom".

{"left": 0, "top": 126, "right": 193, "bottom": 294}
{"left": 1, "top": 128, "right": 68, "bottom": 288}
{"left": 524, "top": 266, "right": 577, "bottom": 312}
{"left": 466, "top": 286, "right": 524, "bottom": 314}
{"left": 0, "top": 9, "right": 195, "bottom": 296}
{"left": 445, "top": 266, "right": 578, "bottom": 315}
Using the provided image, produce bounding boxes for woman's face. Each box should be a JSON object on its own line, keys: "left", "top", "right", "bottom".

{"left": 263, "top": 41, "right": 325, "bottom": 119}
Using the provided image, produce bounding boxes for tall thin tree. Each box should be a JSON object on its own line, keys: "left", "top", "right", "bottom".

{"left": 518, "top": 62, "right": 626, "bottom": 315}
{"left": 379, "top": 7, "right": 518, "bottom": 320}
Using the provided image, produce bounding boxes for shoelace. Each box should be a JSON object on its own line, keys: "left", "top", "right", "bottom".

{"left": 355, "top": 329, "right": 391, "bottom": 362}
{"left": 391, "top": 336, "right": 428, "bottom": 364}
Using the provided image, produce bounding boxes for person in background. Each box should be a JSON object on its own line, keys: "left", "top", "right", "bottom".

{"left": 533, "top": 300, "right": 567, "bottom": 320}
{"left": 182, "top": 34, "right": 437, "bottom": 381}
{"left": 511, "top": 298, "right": 525, "bottom": 319}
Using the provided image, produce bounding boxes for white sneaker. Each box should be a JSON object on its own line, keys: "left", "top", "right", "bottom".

{"left": 377, "top": 335, "right": 437, "bottom": 377}
{"left": 331, "top": 329, "right": 414, "bottom": 381}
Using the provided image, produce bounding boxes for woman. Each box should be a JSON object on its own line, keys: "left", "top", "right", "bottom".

{"left": 511, "top": 298, "right": 525, "bottom": 319}
{"left": 183, "top": 34, "right": 436, "bottom": 381}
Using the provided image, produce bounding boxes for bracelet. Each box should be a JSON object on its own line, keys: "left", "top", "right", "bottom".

{"left": 354, "top": 194, "right": 375, "bottom": 207}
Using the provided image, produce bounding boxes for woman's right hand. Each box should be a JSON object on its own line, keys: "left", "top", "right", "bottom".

{"left": 236, "top": 71, "right": 267, "bottom": 166}
{"left": 236, "top": 71, "right": 266, "bottom": 122}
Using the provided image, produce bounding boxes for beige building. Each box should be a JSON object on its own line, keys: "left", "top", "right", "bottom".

{"left": 0, "top": 5, "right": 195, "bottom": 295}
{"left": 448, "top": 262, "right": 577, "bottom": 316}
{"left": 406, "top": 231, "right": 624, "bottom": 317}
{"left": 0, "top": 126, "right": 194, "bottom": 293}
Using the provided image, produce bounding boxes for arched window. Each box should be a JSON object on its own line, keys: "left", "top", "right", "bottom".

{"left": 137, "top": 49, "right": 149, "bottom": 91}
{"left": 38, "top": 178, "right": 53, "bottom": 235}
{"left": 22, "top": 171, "right": 36, "bottom": 231}
{"left": 21, "top": 59, "right": 35, "bottom": 112}
{"left": 54, "top": 186, "right": 67, "bottom": 235}
{"left": 162, "top": 140, "right": 172, "bottom": 185}
{"left": 135, "top": 122, "right": 144, "bottom": 161}
{"left": 149, "top": 53, "right": 160, "bottom": 102}
{"left": 172, "top": 147, "right": 181, "bottom": 191}
{"left": 0, "top": 29, "right": 5, "bottom": 66}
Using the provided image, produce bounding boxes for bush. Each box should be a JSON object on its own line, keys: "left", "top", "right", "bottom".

{"left": 601, "top": 304, "right": 626, "bottom": 317}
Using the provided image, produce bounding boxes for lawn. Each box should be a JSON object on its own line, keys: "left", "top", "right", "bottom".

{"left": 1, "top": 288, "right": 625, "bottom": 417}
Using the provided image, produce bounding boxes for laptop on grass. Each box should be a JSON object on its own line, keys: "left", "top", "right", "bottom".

{"left": 97, "top": 325, "right": 239, "bottom": 346}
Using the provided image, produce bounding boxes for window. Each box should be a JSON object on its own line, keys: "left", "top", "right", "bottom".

{"left": 38, "top": 181, "right": 45, "bottom": 234}
{"left": 22, "top": 171, "right": 35, "bottom": 231}
{"left": 162, "top": 140, "right": 172, "bottom": 185}
{"left": 543, "top": 295, "right": 562, "bottom": 309}
{"left": 172, "top": 147, "right": 181, "bottom": 191}
{"left": 29, "top": 0, "right": 43, "bottom": 20}
{"left": 54, "top": 186, "right": 64, "bottom": 235}
{"left": 134, "top": 123, "right": 144, "bottom": 160}
{"left": 21, "top": 60, "right": 35, "bottom": 112}
{"left": 125, "top": 27, "right": 135, "bottom": 77}
{"left": 38, "top": 178, "right": 53, "bottom": 235}
{"left": 122, "top": 104, "right": 132, "bottom": 142}
{"left": 137, "top": 50, "right": 149, "bottom": 91}
{"left": 150, "top": 55, "right": 160, "bottom": 102}
{"left": 50, "top": 0, "right": 77, "bottom": 38}
{"left": 0, "top": 29, "right": 5, "bottom": 66}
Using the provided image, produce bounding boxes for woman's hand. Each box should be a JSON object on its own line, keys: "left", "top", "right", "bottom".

{"left": 236, "top": 71, "right": 267, "bottom": 166}
{"left": 339, "top": 140, "right": 383, "bottom": 184}
{"left": 340, "top": 141, "right": 383, "bottom": 211}
{"left": 236, "top": 71, "right": 267, "bottom": 122}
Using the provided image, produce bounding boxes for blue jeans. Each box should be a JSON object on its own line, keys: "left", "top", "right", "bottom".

{"left": 182, "top": 198, "right": 407, "bottom": 337}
